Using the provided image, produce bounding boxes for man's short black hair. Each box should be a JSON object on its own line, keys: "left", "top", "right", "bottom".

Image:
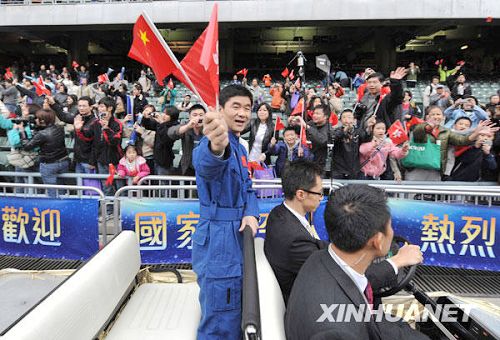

{"left": 282, "top": 160, "right": 322, "bottom": 200}
{"left": 325, "top": 184, "right": 391, "bottom": 252}
{"left": 78, "top": 96, "right": 94, "bottom": 107}
{"left": 164, "top": 105, "right": 180, "bottom": 122}
{"left": 219, "top": 85, "right": 253, "bottom": 108}
{"left": 313, "top": 104, "right": 330, "bottom": 116}
{"left": 98, "top": 96, "right": 116, "bottom": 115}
{"left": 366, "top": 72, "right": 384, "bottom": 83}
{"left": 189, "top": 104, "right": 206, "bottom": 114}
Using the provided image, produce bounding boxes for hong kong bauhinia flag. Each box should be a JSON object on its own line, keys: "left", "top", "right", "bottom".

{"left": 387, "top": 120, "right": 409, "bottom": 145}
{"left": 128, "top": 13, "right": 180, "bottom": 86}
{"left": 174, "top": 3, "right": 219, "bottom": 107}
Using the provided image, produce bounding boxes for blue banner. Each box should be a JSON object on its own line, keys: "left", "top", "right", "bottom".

{"left": 121, "top": 198, "right": 499, "bottom": 271}
{"left": 312, "top": 199, "right": 500, "bottom": 272}
{"left": 120, "top": 199, "right": 282, "bottom": 264}
{"left": 0, "top": 196, "right": 99, "bottom": 260}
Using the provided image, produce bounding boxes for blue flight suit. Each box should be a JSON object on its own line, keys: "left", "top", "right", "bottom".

{"left": 192, "top": 131, "right": 259, "bottom": 340}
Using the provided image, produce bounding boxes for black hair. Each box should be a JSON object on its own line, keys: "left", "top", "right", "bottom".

{"left": 98, "top": 96, "right": 116, "bottom": 115}
{"left": 307, "top": 96, "right": 323, "bottom": 111}
{"left": 27, "top": 103, "right": 42, "bottom": 116}
{"left": 219, "top": 84, "right": 253, "bottom": 108}
{"left": 68, "top": 94, "right": 78, "bottom": 106}
{"left": 454, "top": 116, "right": 472, "bottom": 126}
{"left": 431, "top": 75, "right": 440, "bottom": 81}
{"left": 281, "top": 159, "right": 323, "bottom": 200}
{"left": 144, "top": 104, "right": 156, "bottom": 112}
{"left": 133, "top": 83, "right": 143, "bottom": 92}
{"left": 325, "top": 184, "right": 391, "bottom": 252}
{"left": 404, "top": 90, "right": 413, "bottom": 99}
{"left": 256, "top": 102, "right": 273, "bottom": 124}
{"left": 164, "top": 105, "right": 180, "bottom": 122}
{"left": 189, "top": 104, "right": 206, "bottom": 114}
{"left": 313, "top": 104, "right": 330, "bottom": 116}
{"left": 284, "top": 125, "right": 299, "bottom": 135}
{"left": 366, "top": 72, "right": 384, "bottom": 83}
{"left": 124, "top": 143, "right": 142, "bottom": 156}
{"left": 78, "top": 96, "right": 94, "bottom": 107}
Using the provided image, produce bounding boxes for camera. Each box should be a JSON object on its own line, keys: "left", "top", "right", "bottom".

{"left": 12, "top": 114, "right": 37, "bottom": 133}
{"left": 98, "top": 112, "right": 107, "bottom": 120}
{"left": 353, "top": 103, "right": 368, "bottom": 120}
{"left": 482, "top": 140, "right": 493, "bottom": 146}
{"left": 198, "top": 118, "right": 203, "bottom": 124}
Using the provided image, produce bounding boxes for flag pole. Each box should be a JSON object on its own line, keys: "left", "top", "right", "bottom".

{"left": 142, "top": 11, "right": 208, "bottom": 109}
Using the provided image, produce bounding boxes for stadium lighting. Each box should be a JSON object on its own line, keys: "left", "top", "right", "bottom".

{"left": 460, "top": 45, "right": 469, "bottom": 50}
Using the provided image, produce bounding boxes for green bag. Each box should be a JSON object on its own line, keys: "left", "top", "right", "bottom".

{"left": 401, "top": 137, "right": 441, "bottom": 170}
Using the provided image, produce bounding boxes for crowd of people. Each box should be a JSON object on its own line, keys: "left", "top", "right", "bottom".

{"left": 0, "top": 61, "right": 499, "bottom": 198}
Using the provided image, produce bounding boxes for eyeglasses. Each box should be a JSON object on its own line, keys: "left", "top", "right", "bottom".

{"left": 301, "top": 189, "right": 324, "bottom": 198}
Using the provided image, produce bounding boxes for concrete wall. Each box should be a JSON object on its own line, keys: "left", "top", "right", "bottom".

{"left": 1, "top": 0, "right": 499, "bottom": 27}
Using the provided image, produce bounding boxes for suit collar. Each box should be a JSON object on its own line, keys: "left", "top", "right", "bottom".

{"left": 318, "top": 249, "right": 383, "bottom": 340}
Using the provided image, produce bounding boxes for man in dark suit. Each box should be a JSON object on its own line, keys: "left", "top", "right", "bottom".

{"left": 264, "top": 160, "right": 422, "bottom": 305}
{"left": 285, "top": 184, "right": 428, "bottom": 340}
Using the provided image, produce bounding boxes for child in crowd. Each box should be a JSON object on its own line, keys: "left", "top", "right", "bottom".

{"left": 359, "top": 120, "right": 409, "bottom": 180}
{"left": 443, "top": 117, "right": 472, "bottom": 178}
{"left": 267, "top": 125, "right": 313, "bottom": 177}
{"left": 117, "top": 144, "right": 150, "bottom": 184}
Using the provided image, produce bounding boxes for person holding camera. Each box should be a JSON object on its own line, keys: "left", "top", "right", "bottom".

{"left": 330, "top": 109, "right": 376, "bottom": 179}
{"left": 74, "top": 97, "right": 123, "bottom": 202}
{"left": 141, "top": 105, "right": 180, "bottom": 175}
{"left": 167, "top": 104, "right": 206, "bottom": 176}
{"left": 242, "top": 102, "right": 275, "bottom": 164}
{"left": 21, "top": 108, "right": 69, "bottom": 198}
{"left": 444, "top": 95, "right": 488, "bottom": 129}
{"left": 448, "top": 130, "right": 497, "bottom": 182}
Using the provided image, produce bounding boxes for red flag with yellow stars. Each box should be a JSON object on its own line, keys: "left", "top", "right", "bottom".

{"left": 128, "top": 14, "right": 179, "bottom": 86}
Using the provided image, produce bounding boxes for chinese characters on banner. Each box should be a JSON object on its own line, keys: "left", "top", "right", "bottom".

{"left": 120, "top": 199, "right": 281, "bottom": 263}
{"left": 0, "top": 197, "right": 99, "bottom": 260}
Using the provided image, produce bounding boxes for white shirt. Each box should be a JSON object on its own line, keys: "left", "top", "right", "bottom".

{"left": 248, "top": 123, "right": 267, "bottom": 162}
{"left": 328, "top": 244, "right": 369, "bottom": 295}
{"left": 283, "top": 201, "right": 319, "bottom": 239}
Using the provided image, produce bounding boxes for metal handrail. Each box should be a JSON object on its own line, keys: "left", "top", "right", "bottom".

{"left": 0, "top": 182, "right": 109, "bottom": 244}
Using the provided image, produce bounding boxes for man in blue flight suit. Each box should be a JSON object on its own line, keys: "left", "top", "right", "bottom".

{"left": 192, "top": 85, "right": 260, "bottom": 339}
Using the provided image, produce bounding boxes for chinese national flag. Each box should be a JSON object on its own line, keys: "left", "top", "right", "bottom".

{"left": 97, "top": 73, "right": 109, "bottom": 84}
{"left": 72, "top": 60, "right": 79, "bottom": 68}
{"left": 289, "top": 69, "right": 295, "bottom": 80}
{"left": 281, "top": 67, "right": 289, "bottom": 78}
{"left": 387, "top": 120, "right": 408, "bottom": 145}
{"left": 405, "top": 116, "right": 424, "bottom": 131}
{"left": 329, "top": 112, "right": 338, "bottom": 126}
{"left": 173, "top": 3, "right": 219, "bottom": 107}
{"left": 274, "top": 116, "right": 285, "bottom": 131}
{"left": 300, "top": 126, "right": 309, "bottom": 148}
{"left": 290, "top": 98, "right": 304, "bottom": 116}
{"left": 33, "top": 76, "right": 50, "bottom": 96}
{"left": 128, "top": 14, "right": 179, "bottom": 86}
{"left": 236, "top": 68, "right": 248, "bottom": 78}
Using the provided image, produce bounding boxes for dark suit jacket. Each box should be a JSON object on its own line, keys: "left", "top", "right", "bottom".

{"left": 264, "top": 203, "right": 397, "bottom": 305}
{"left": 285, "top": 249, "right": 430, "bottom": 340}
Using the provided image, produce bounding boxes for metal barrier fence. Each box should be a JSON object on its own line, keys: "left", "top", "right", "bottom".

{"left": 0, "top": 182, "right": 110, "bottom": 244}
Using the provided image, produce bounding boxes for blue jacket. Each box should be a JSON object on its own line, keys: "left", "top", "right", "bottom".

{"left": 267, "top": 141, "right": 313, "bottom": 177}
{"left": 0, "top": 114, "right": 13, "bottom": 131}
{"left": 444, "top": 105, "right": 488, "bottom": 129}
{"left": 193, "top": 132, "right": 259, "bottom": 221}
